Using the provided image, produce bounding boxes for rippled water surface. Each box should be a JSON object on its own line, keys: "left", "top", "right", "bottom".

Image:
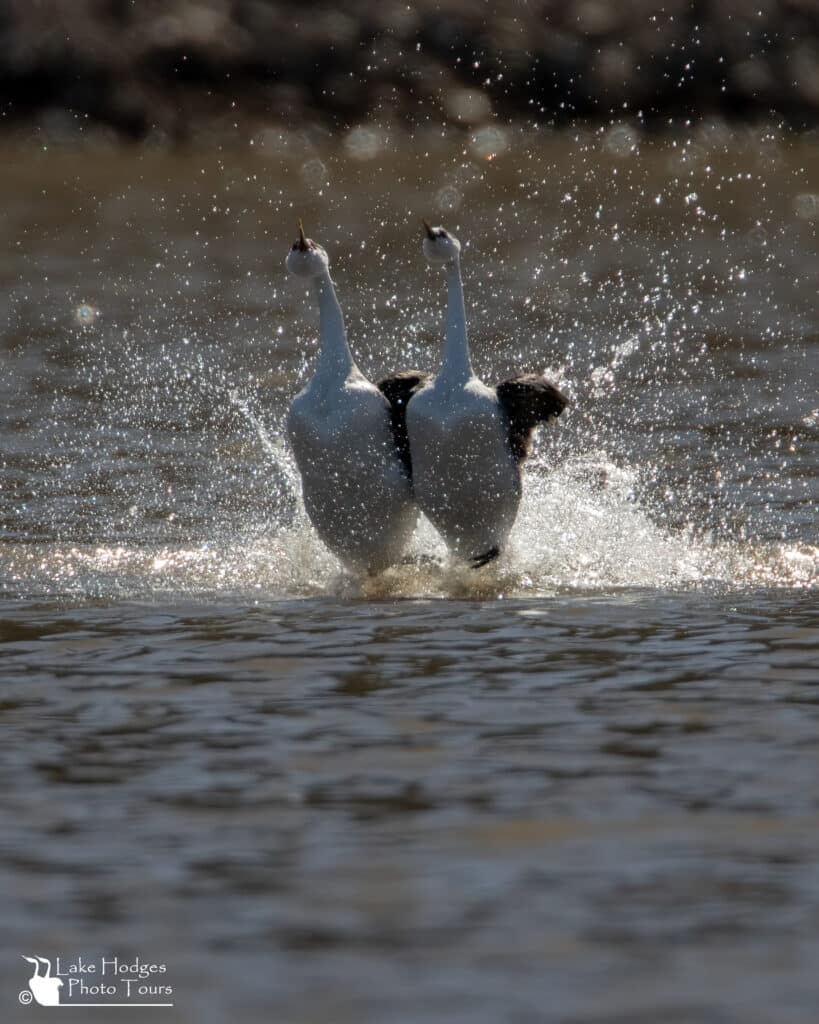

{"left": 1, "top": 128, "right": 818, "bottom": 1022}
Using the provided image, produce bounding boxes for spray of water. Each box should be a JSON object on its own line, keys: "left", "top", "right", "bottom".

{"left": 2, "top": 350, "right": 815, "bottom": 602}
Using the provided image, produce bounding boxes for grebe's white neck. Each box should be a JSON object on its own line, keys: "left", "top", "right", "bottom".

{"left": 286, "top": 227, "right": 357, "bottom": 384}
{"left": 439, "top": 257, "right": 473, "bottom": 385}
{"left": 312, "top": 268, "right": 357, "bottom": 382}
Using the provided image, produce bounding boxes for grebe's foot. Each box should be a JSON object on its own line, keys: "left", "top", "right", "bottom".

{"left": 470, "top": 546, "right": 500, "bottom": 569}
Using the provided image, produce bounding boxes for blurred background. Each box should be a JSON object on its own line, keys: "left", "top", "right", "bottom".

{"left": 1, "top": 0, "right": 819, "bottom": 143}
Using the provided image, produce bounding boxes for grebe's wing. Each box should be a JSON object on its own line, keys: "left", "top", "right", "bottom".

{"left": 376, "top": 370, "right": 432, "bottom": 481}
{"left": 496, "top": 373, "right": 569, "bottom": 463}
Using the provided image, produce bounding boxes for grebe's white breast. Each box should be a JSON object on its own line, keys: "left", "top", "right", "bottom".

{"left": 407, "top": 374, "right": 521, "bottom": 563}
{"left": 287, "top": 371, "right": 417, "bottom": 573}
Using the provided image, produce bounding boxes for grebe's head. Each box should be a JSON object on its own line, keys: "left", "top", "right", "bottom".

{"left": 286, "top": 222, "right": 329, "bottom": 278}
{"left": 422, "top": 221, "right": 461, "bottom": 265}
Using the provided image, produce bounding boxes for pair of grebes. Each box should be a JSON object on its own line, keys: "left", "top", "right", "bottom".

{"left": 285, "top": 223, "right": 569, "bottom": 574}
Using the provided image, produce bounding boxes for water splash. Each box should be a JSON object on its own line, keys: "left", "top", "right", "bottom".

{"left": 227, "top": 386, "right": 300, "bottom": 527}
{"left": 2, "top": 444, "right": 815, "bottom": 602}
{"left": 3, "top": 316, "right": 816, "bottom": 600}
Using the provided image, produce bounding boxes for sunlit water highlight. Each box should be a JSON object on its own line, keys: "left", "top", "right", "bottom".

{"left": 1, "top": 449, "right": 817, "bottom": 603}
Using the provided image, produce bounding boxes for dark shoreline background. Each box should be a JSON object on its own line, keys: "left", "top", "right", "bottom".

{"left": 2, "top": 0, "right": 819, "bottom": 144}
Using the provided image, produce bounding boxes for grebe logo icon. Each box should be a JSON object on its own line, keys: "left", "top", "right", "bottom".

{"left": 21, "top": 956, "right": 63, "bottom": 1006}
{"left": 17, "top": 953, "right": 174, "bottom": 1008}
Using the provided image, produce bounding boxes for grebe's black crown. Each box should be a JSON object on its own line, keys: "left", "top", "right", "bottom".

{"left": 422, "top": 219, "right": 449, "bottom": 241}
{"left": 292, "top": 220, "right": 310, "bottom": 252}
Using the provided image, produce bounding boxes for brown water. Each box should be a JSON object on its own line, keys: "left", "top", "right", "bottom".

{"left": 1, "top": 125, "right": 818, "bottom": 1022}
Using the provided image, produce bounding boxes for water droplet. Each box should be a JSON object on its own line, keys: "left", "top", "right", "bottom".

{"left": 301, "top": 159, "right": 329, "bottom": 190}
{"left": 435, "top": 185, "right": 463, "bottom": 213}
{"left": 75, "top": 303, "right": 98, "bottom": 327}
{"left": 470, "top": 125, "right": 509, "bottom": 160}
{"left": 603, "top": 123, "right": 638, "bottom": 157}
